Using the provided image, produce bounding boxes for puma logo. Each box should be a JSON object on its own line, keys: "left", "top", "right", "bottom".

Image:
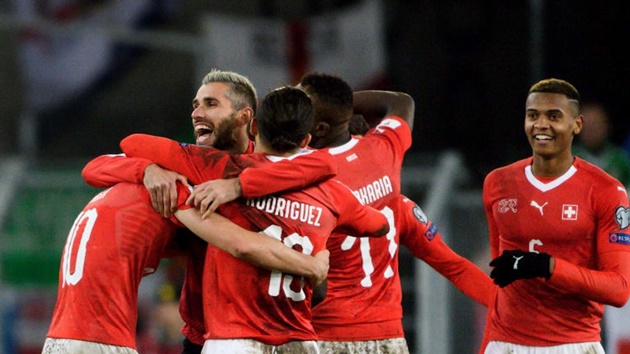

{"left": 530, "top": 200, "right": 548, "bottom": 215}
{"left": 513, "top": 255, "right": 524, "bottom": 269}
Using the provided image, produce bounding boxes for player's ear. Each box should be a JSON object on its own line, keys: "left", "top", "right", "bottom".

{"left": 299, "top": 133, "right": 312, "bottom": 148}
{"left": 237, "top": 107, "right": 254, "bottom": 126}
{"left": 312, "top": 121, "right": 330, "bottom": 138}
{"left": 572, "top": 115, "right": 583, "bottom": 136}
{"left": 249, "top": 117, "right": 258, "bottom": 137}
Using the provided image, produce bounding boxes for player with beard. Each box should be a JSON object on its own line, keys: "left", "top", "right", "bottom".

{"left": 81, "top": 70, "right": 338, "bottom": 354}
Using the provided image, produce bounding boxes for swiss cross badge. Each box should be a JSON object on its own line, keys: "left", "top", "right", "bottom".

{"left": 562, "top": 204, "right": 578, "bottom": 220}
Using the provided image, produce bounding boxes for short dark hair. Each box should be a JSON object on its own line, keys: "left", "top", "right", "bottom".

{"left": 528, "top": 78, "right": 580, "bottom": 114}
{"left": 256, "top": 86, "right": 313, "bottom": 151}
{"left": 528, "top": 78, "right": 580, "bottom": 100}
{"left": 299, "top": 72, "right": 353, "bottom": 125}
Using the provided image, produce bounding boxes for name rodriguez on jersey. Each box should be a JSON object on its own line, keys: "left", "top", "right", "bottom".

{"left": 246, "top": 196, "right": 323, "bottom": 226}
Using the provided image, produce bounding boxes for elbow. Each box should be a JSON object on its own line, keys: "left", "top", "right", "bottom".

{"left": 120, "top": 134, "right": 143, "bottom": 155}
{"left": 610, "top": 289, "right": 630, "bottom": 308}
{"left": 609, "top": 296, "right": 629, "bottom": 308}
{"left": 370, "top": 223, "right": 390, "bottom": 237}
{"left": 229, "top": 242, "right": 257, "bottom": 260}
{"left": 81, "top": 165, "right": 101, "bottom": 187}
{"left": 81, "top": 166, "right": 93, "bottom": 183}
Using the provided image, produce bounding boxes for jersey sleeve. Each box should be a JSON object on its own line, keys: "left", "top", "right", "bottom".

{"left": 329, "top": 180, "right": 389, "bottom": 237}
{"left": 549, "top": 181, "right": 630, "bottom": 307}
{"left": 398, "top": 196, "right": 496, "bottom": 307}
{"left": 365, "top": 116, "right": 412, "bottom": 157}
{"left": 120, "top": 133, "right": 226, "bottom": 185}
{"left": 239, "top": 148, "right": 337, "bottom": 198}
{"left": 166, "top": 183, "right": 195, "bottom": 228}
{"left": 82, "top": 153, "right": 154, "bottom": 188}
{"left": 482, "top": 171, "right": 501, "bottom": 259}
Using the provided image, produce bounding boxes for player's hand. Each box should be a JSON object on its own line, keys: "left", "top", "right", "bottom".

{"left": 489, "top": 250, "right": 551, "bottom": 287}
{"left": 144, "top": 164, "right": 190, "bottom": 218}
{"left": 186, "top": 178, "right": 242, "bottom": 219}
{"left": 308, "top": 250, "right": 330, "bottom": 288}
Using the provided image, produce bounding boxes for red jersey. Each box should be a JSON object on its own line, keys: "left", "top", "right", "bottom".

{"left": 120, "top": 133, "right": 389, "bottom": 345}
{"left": 46, "top": 182, "right": 190, "bottom": 349}
{"left": 482, "top": 157, "right": 630, "bottom": 347}
{"left": 81, "top": 143, "right": 337, "bottom": 345}
{"left": 312, "top": 116, "right": 413, "bottom": 340}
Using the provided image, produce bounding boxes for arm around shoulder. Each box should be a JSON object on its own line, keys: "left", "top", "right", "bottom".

{"left": 82, "top": 153, "right": 154, "bottom": 188}
{"left": 173, "top": 208, "right": 328, "bottom": 283}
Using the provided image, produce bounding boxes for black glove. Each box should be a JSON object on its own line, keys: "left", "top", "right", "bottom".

{"left": 489, "top": 250, "right": 551, "bottom": 287}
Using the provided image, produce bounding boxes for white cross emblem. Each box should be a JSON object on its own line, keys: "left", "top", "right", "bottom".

{"left": 562, "top": 204, "right": 578, "bottom": 220}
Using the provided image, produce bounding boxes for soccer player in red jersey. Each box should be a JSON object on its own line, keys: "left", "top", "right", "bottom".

{"left": 300, "top": 74, "right": 414, "bottom": 352}
{"left": 297, "top": 73, "right": 496, "bottom": 353}
{"left": 481, "top": 78, "right": 630, "bottom": 353}
{"left": 42, "top": 180, "right": 329, "bottom": 354}
{"left": 119, "top": 86, "right": 390, "bottom": 353}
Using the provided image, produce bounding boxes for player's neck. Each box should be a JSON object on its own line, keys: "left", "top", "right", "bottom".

{"left": 253, "top": 141, "right": 299, "bottom": 157}
{"left": 531, "top": 154, "right": 575, "bottom": 177}
{"left": 322, "top": 129, "right": 352, "bottom": 148}
{"left": 233, "top": 131, "right": 252, "bottom": 154}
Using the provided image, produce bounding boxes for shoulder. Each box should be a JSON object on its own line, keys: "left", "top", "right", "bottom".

{"left": 575, "top": 157, "right": 623, "bottom": 186}
{"left": 485, "top": 158, "right": 530, "bottom": 183}
{"left": 365, "top": 116, "right": 412, "bottom": 143}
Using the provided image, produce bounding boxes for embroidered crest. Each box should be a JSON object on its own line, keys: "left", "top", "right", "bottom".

{"left": 498, "top": 199, "right": 517, "bottom": 213}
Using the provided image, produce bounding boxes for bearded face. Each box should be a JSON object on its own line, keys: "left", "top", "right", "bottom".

{"left": 209, "top": 112, "right": 239, "bottom": 151}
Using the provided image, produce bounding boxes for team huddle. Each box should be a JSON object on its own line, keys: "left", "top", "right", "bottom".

{"left": 41, "top": 71, "right": 630, "bottom": 354}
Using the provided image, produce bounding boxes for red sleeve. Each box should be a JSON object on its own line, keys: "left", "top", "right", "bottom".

{"left": 482, "top": 171, "right": 501, "bottom": 259}
{"left": 239, "top": 148, "right": 337, "bottom": 198}
{"left": 120, "top": 133, "right": 226, "bottom": 185}
{"left": 550, "top": 251, "right": 630, "bottom": 307}
{"left": 330, "top": 180, "right": 389, "bottom": 237}
{"left": 398, "top": 196, "right": 496, "bottom": 307}
{"left": 365, "top": 116, "right": 412, "bottom": 156}
{"left": 549, "top": 176, "right": 630, "bottom": 307}
{"left": 166, "top": 183, "right": 195, "bottom": 227}
{"left": 82, "top": 154, "right": 154, "bottom": 188}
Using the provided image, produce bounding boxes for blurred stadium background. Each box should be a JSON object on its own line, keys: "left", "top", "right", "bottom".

{"left": 0, "top": 0, "right": 627, "bottom": 353}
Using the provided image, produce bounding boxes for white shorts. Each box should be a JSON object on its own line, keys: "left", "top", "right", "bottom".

{"left": 41, "top": 337, "right": 138, "bottom": 354}
{"left": 317, "top": 338, "right": 409, "bottom": 354}
{"left": 201, "top": 339, "right": 319, "bottom": 354}
{"left": 484, "top": 341, "right": 605, "bottom": 354}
